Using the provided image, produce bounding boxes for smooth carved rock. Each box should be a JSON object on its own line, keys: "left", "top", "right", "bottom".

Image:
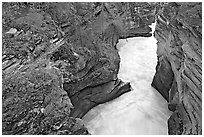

{"left": 4, "top": 2, "right": 154, "bottom": 134}
{"left": 151, "top": 56, "right": 174, "bottom": 101}
{"left": 70, "top": 79, "right": 131, "bottom": 118}
{"left": 2, "top": 2, "right": 165, "bottom": 135}
{"left": 62, "top": 24, "right": 132, "bottom": 118}
{"left": 152, "top": 2, "right": 202, "bottom": 135}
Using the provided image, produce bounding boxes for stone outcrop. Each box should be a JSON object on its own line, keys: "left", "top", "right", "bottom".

{"left": 151, "top": 2, "right": 202, "bottom": 135}
{"left": 2, "top": 69, "right": 89, "bottom": 135}
{"left": 2, "top": 2, "right": 156, "bottom": 134}
{"left": 4, "top": 2, "right": 202, "bottom": 135}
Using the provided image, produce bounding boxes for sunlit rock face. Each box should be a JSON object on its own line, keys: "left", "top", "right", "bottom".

{"left": 151, "top": 2, "right": 202, "bottom": 135}
{"left": 83, "top": 24, "right": 172, "bottom": 135}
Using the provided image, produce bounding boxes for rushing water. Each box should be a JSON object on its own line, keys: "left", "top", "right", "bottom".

{"left": 82, "top": 24, "right": 172, "bottom": 135}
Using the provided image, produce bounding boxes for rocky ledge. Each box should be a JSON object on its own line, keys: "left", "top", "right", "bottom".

{"left": 2, "top": 2, "right": 156, "bottom": 134}
{"left": 151, "top": 2, "right": 202, "bottom": 135}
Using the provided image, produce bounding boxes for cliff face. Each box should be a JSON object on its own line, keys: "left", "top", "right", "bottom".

{"left": 152, "top": 2, "right": 202, "bottom": 135}
{"left": 3, "top": 2, "right": 202, "bottom": 135}
{"left": 2, "top": 2, "right": 156, "bottom": 135}
{"left": 2, "top": 3, "right": 90, "bottom": 134}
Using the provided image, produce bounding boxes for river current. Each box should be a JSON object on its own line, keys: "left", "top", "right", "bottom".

{"left": 82, "top": 24, "right": 172, "bottom": 135}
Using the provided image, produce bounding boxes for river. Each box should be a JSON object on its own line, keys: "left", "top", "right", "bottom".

{"left": 82, "top": 23, "right": 172, "bottom": 135}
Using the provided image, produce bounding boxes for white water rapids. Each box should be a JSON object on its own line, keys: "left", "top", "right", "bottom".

{"left": 82, "top": 24, "right": 172, "bottom": 135}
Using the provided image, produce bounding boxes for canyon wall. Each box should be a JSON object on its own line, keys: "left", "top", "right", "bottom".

{"left": 152, "top": 2, "right": 202, "bottom": 135}
{"left": 2, "top": 2, "right": 155, "bottom": 134}
{"left": 3, "top": 2, "right": 199, "bottom": 135}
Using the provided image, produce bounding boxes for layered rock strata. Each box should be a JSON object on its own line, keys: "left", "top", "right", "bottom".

{"left": 151, "top": 2, "right": 202, "bottom": 135}
{"left": 2, "top": 2, "right": 156, "bottom": 134}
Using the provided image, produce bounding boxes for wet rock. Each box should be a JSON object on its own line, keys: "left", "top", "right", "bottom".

{"left": 2, "top": 2, "right": 136, "bottom": 134}
{"left": 70, "top": 79, "right": 131, "bottom": 118}
{"left": 2, "top": 2, "right": 161, "bottom": 135}
{"left": 152, "top": 2, "right": 202, "bottom": 135}
{"left": 151, "top": 56, "right": 174, "bottom": 101}
{"left": 121, "top": 27, "right": 152, "bottom": 38}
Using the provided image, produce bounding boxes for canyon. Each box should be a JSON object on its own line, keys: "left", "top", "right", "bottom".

{"left": 2, "top": 2, "right": 202, "bottom": 135}
{"left": 82, "top": 24, "right": 172, "bottom": 135}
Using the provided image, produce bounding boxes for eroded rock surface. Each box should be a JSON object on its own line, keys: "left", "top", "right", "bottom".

{"left": 2, "top": 69, "right": 89, "bottom": 135}
{"left": 152, "top": 2, "right": 202, "bottom": 135}
{"left": 2, "top": 2, "right": 157, "bottom": 134}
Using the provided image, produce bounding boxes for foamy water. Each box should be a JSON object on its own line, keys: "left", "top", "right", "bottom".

{"left": 82, "top": 24, "right": 172, "bottom": 135}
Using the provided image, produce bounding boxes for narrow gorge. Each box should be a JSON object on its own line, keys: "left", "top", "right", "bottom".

{"left": 82, "top": 23, "right": 172, "bottom": 134}
{"left": 2, "top": 2, "right": 202, "bottom": 135}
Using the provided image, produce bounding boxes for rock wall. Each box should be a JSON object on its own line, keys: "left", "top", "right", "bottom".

{"left": 2, "top": 2, "right": 156, "bottom": 134}
{"left": 151, "top": 2, "right": 202, "bottom": 135}
{"left": 2, "top": 3, "right": 90, "bottom": 134}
